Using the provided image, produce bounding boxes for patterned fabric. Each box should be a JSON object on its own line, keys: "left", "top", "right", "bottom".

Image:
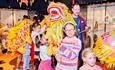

{"left": 40, "top": 2, "right": 76, "bottom": 56}
{"left": 6, "top": 19, "right": 33, "bottom": 54}
{"left": 56, "top": 36, "right": 81, "bottom": 70}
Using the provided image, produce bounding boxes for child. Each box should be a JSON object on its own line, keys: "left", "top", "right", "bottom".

{"left": 79, "top": 48, "right": 102, "bottom": 70}
{"left": 31, "top": 22, "right": 46, "bottom": 70}
{"left": 38, "top": 34, "right": 52, "bottom": 70}
{"left": 31, "top": 22, "right": 46, "bottom": 47}
{"left": 22, "top": 42, "right": 31, "bottom": 70}
{"left": 56, "top": 23, "right": 81, "bottom": 70}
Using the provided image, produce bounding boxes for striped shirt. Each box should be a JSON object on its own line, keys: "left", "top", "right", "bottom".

{"left": 56, "top": 36, "right": 81, "bottom": 70}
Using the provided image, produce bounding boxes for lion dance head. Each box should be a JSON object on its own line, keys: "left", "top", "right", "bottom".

{"left": 47, "top": 2, "right": 70, "bottom": 21}
{"left": 93, "top": 31, "right": 115, "bottom": 68}
{"left": 41, "top": 2, "right": 76, "bottom": 55}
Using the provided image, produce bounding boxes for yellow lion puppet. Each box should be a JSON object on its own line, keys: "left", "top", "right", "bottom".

{"left": 40, "top": 2, "right": 76, "bottom": 55}
{"left": 6, "top": 19, "right": 33, "bottom": 54}
{"left": 93, "top": 31, "right": 115, "bottom": 68}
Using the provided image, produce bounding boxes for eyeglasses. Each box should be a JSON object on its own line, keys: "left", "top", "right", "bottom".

{"left": 64, "top": 29, "right": 75, "bottom": 32}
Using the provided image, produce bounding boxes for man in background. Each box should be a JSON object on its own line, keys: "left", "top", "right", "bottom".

{"left": 72, "top": 3, "right": 89, "bottom": 68}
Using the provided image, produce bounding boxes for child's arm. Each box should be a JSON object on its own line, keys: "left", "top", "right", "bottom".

{"left": 55, "top": 47, "right": 62, "bottom": 63}
{"left": 55, "top": 52, "right": 63, "bottom": 63}
{"left": 31, "top": 32, "right": 37, "bottom": 44}
{"left": 65, "top": 39, "right": 82, "bottom": 60}
{"left": 31, "top": 31, "right": 41, "bottom": 44}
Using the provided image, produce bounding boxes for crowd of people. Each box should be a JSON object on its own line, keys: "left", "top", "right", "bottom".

{"left": 0, "top": 3, "right": 104, "bottom": 70}
{"left": 22, "top": 3, "right": 101, "bottom": 70}
{"left": 28, "top": 17, "right": 101, "bottom": 70}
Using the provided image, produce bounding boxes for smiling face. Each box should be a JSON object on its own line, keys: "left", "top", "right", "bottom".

{"left": 72, "top": 5, "right": 80, "bottom": 16}
{"left": 64, "top": 23, "right": 76, "bottom": 37}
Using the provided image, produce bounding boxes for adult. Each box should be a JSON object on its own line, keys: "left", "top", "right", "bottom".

{"left": 72, "top": 3, "right": 89, "bottom": 68}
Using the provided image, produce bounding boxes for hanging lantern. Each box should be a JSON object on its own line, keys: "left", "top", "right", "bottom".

{"left": 18, "top": 0, "right": 28, "bottom": 6}
{"left": 17, "top": 0, "right": 34, "bottom": 7}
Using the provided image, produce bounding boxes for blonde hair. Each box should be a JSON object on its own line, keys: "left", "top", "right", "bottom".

{"left": 82, "top": 48, "right": 94, "bottom": 58}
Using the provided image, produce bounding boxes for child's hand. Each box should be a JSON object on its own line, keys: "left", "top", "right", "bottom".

{"left": 55, "top": 54, "right": 62, "bottom": 63}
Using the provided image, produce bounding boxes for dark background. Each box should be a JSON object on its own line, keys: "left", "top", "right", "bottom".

{"left": 0, "top": 0, "right": 114, "bottom": 15}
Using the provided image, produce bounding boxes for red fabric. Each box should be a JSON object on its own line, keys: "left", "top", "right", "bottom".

{"left": 30, "top": 41, "right": 34, "bottom": 61}
{"left": 96, "top": 62, "right": 115, "bottom": 70}
{"left": 102, "top": 64, "right": 115, "bottom": 70}
{"left": 102, "top": 64, "right": 107, "bottom": 70}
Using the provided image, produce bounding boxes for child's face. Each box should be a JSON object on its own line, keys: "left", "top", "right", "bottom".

{"left": 84, "top": 53, "right": 96, "bottom": 67}
{"left": 64, "top": 24, "right": 76, "bottom": 37}
{"left": 33, "top": 25, "right": 40, "bottom": 32}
